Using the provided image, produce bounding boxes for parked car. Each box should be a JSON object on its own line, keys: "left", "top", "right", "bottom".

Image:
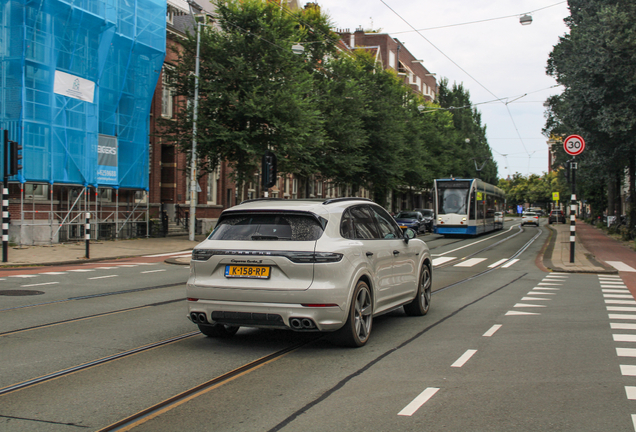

{"left": 413, "top": 208, "right": 435, "bottom": 232}
{"left": 548, "top": 210, "right": 566, "bottom": 224}
{"left": 394, "top": 211, "right": 426, "bottom": 234}
{"left": 187, "top": 198, "right": 433, "bottom": 347}
{"left": 521, "top": 211, "right": 539, "bottom": 226}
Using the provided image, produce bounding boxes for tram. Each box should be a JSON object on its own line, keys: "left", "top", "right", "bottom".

{"left": 434, "top": 178, "right": 505, "bottom": 236}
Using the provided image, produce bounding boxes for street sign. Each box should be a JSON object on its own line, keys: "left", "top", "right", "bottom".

{"left": 553, "top": 192, "right": 559, "bottom": 201}
{"left": 564, "top": 135, "right": 585, "bottom": 156}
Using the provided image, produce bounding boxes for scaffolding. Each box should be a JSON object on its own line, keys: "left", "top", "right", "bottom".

{"left": 1, "top": 0, "right": 166, "bottom": 243}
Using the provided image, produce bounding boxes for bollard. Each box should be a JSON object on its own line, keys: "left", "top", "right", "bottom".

{"left": 85, "top": 212, "right": 90, "bottom": 259}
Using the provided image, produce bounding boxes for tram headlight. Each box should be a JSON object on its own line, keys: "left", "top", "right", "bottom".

{"left": 462, "top": 217, "right": 466, "bottom": 221}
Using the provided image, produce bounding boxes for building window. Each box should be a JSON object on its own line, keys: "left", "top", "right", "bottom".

{"left": 292, "top": 178, "right": 298, "bottom": 199}
{"left": 134, "top": 190, "right": 147, "bottom": 203}
{"left": 24, "top": 183, "right": 48, "bottom": 199}
{"left": 207, "top": 170, "right": 217, "bottom": 204}
{"left": 161, "top": 67, "right": 173, "bottom": 118}
{"left": 317, "top": 181, "right": 322, "bottom": 197}
{"left": 97, "top": 188, "right": 112, "bottom": 202}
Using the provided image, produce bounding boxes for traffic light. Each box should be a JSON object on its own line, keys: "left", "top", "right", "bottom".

{"left": 262, "top": 151, "right": 277, "bottom": 189}
{"left": 9, "top": 140, "right": 22, "bottom": 176}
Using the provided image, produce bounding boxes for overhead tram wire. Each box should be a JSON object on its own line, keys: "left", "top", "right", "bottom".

{"left": 379, "top": 0, "right": 540, "bottom": 163}
{"left": 390, "top": 1, "right": 567, "bottom": 34}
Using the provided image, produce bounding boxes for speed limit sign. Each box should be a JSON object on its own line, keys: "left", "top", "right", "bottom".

{"left": 564, "top": 135, "right": 585, "bottom": 156}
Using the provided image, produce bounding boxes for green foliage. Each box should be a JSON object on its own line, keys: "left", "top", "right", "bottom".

{"left": 159, "top": 0, "right": 500, "bottom": 200}
{"left": 545, "top": 0, "right": 636, "bottom": 221}
{"left": 498, "top": 172, "right": 567, "bottom": 210}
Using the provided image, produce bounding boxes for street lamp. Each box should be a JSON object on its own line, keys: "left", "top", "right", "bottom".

{"left": 186, "top": 1, "right": 205, "bottom": 241}
{"left": 519, "top": 14, "right": 532, "bottom": 25}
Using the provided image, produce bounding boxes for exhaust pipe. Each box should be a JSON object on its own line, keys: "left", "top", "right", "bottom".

{"left": 197, "top": 313, "right": 208, "bottom": 324}
{"left": 190, "top": 312, "right": 199, "bottom": 323}
{"left": 290, "top": 318, "right": 302, "bottom": 329}
{"left": 301, "top": 319, "right": 315, "bottom": 329}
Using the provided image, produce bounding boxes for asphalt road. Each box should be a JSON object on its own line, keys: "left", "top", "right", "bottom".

{"left": 0, "top": 220, "right": 634, "bottom": 431}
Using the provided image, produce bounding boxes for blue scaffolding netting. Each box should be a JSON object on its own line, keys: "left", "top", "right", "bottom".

{"left": 0, "top": 0, "right": 166, "bottom": 189}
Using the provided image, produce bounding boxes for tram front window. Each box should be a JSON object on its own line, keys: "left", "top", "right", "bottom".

{"left": 438, "top": 186, "right": 469, "bottom": 215}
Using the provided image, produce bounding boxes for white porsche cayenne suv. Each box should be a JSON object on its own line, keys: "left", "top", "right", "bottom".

{"left": 187, "top": 198, "right": 432, "bottom": 347}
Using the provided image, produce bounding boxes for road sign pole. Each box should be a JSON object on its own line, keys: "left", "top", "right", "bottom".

{"left": 3, "top": 130, "right": 8, "bottom": 263}
{"left": 570, "top": 159, "right": 577, "bottom": 263}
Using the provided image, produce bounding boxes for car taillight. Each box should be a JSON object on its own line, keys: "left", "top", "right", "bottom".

{"left": 285, "top": 252, "right": 343, "bottom": 263}
{"left": 192, "top": 249, "right": 220, "bottom": 261}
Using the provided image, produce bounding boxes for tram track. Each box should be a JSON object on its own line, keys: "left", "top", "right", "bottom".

{"left": 0, "top": 224, "right": 545, "bottom": 425}
{"left": 0, "top": 298, "right": 185, "bottom": 337}
{"left": 0, "top": 282, "right": 185, "bottom": 313}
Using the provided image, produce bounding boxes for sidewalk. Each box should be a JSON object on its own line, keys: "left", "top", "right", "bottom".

{"left": 0, "top": 235, "right": 207, "bottom": 268}
{"left": 543, "top": 220, "right": 617, "bottom": 274}
{"left": 0, "top": 221, "right": 627, "bottom": 273}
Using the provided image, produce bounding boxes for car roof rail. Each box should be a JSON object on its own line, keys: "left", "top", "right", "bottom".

{"left": 322, "top": 197, "right": 373, "bottom": 205}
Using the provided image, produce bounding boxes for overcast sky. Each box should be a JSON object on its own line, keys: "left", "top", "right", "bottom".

{"left": 315, "top": 0, "right": 571, "bottom": 180}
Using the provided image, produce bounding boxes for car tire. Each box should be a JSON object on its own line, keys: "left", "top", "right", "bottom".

{"left": 198, "top": 323, "right": 240, "bottom": 338}
{"left": 332, "top": 280, "right": 373, "bottom": 347}
{"left": 404, "top": 264, "right": 432, "bottom": 316}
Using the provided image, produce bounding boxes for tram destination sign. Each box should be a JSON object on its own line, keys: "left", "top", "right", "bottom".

{"left": 564, "top": 135, "right": 585, "bottom": 156}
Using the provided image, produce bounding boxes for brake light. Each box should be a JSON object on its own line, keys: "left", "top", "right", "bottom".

{"left": 286, "top": 252, "right": 344, "bottom": 263}
{"left": 187, "top": 298, "right": 199, "bottom": 302}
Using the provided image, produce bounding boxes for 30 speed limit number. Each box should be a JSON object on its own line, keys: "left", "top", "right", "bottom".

{"left": 563, "top": 135, "right": 585, "bottom": 156}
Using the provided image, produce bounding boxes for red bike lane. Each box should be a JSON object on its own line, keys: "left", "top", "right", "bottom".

{"left": 577, "top": 221, "right": 636, "bottom": 297}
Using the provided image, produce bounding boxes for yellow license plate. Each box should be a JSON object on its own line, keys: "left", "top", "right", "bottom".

{"left": 225, "top": 265, "right": 270, "bottom": 279}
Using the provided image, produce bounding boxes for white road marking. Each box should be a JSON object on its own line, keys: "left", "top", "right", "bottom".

{"left": 21, "top": 282, "right": 59, "bottom": 287}
{"left": 488, "top": 259, "right": 508, "bottom": 268}
{"left": 514, "top": 303, "right": 546, "bottom": 308}
{"left": 626, "top": 386, "right": 636, "bottom": 399}
{"left": 545, "top": 275, "right": 568, "bottom": 279}
{"left": 538, "top": 282, "right": 562, "bottom": 286}
{"left": 432, "top": 257, "right": 456, "bottom": 267}
{"left": 609, "top": 314, "right": 636, "bottom": 321}
{"left": 621, "top": 365, "right": 636, "bottom": 376}
{"left": 551, "top": 272, "right": 569, "bottom": 275}
{"left": 505, "top": 311, "right": 540, "bottom": 316}
{"left": 398, "top": 387, "right": 440, "bottom": 416}
{"left": 39, "top": 272, "right": 67, "bottom": 275}
{"left": 94, "top": 267, "right": 118, "bottom": 270}
{"left": 632, "top": 414, "right": 636, "bottom": 431}
{"left": 143, "top": 250, "right": 193, "bottom": 258}
{"left": 9, "top": 275, "right": 38, "bottom": 278}
{"left": 602, "top": 286, "right": 628, "bottom": 289}
{"left": 617, "top": 348, "right": 636, "bottom": 357}
{"left": 608, "top": 307, "right": 636, "bottom": 312}
{"left": 606, "top": 300, "right": 636, "bottom": 305}
{"left": 454, "top": 258, "right": 487, "bottom": 268}
{"left": 67, "top": 269, "right": 94, "bottom": 273}
{"left": 612, "top": 323, "right": 636, "bottom": 330}
{"left": 528, "top": 291, "right": 556, "bottom": 295}
{"left": 141, "top": 269, "right": 167, "bottom": 274}
{"left": 532, "top": 287, "right": 559, "bottom": 291}
{"left": 116, "top": 265, "right": 138, "bottom": 268}
{"left": 451, "top": 350, "right": 477, "bottom": 367}
{"left": 603, "top": 289, "right": 631, "bottom": 293}
{"left": 604, "top": 294, "right": 634, "bottom": 298}
{"left": 483, "top": 325, "right": 502, "bottom": 337}
{"left": 614, "top": 334, "right": 636, "bottom": 342}
{"left": 521, "top": 297, "right": 551, "bottom": 301}
{"left": 501, "top": 259, "right": 519, "bottom": 268}
{"left": 88, "top": 275, "right": 118, "bottom": 280}
{"left": 607, "top": 261, "right": 636, "bottom": 272}
{"left": 600, "top": 281, "right": 627, "bottom": 285}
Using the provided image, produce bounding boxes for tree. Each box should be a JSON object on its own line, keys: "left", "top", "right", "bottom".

{"left": 545, "top": 0, "right": 636, "bottom": 227}
{"left": 161, "top": 0, "right": 336, "bottom": 189}
{"left": 436, "top": 79, "right": 498, "bottom": 183}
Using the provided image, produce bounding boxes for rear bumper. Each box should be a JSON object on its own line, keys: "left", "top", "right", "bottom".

{"left": 186, "top": 298, "right": 347, "bottom": 332}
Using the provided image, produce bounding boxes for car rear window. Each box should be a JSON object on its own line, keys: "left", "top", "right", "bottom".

{"left": 209, "top": 213, "right": 325, "bottom": 241}
{"left": 397, "top": 212, "right": 419, "bottom": 218}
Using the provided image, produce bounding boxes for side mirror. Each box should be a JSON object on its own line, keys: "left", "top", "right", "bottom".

{"left": 402, "top": 227, "right": 417, "bottom": 243}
